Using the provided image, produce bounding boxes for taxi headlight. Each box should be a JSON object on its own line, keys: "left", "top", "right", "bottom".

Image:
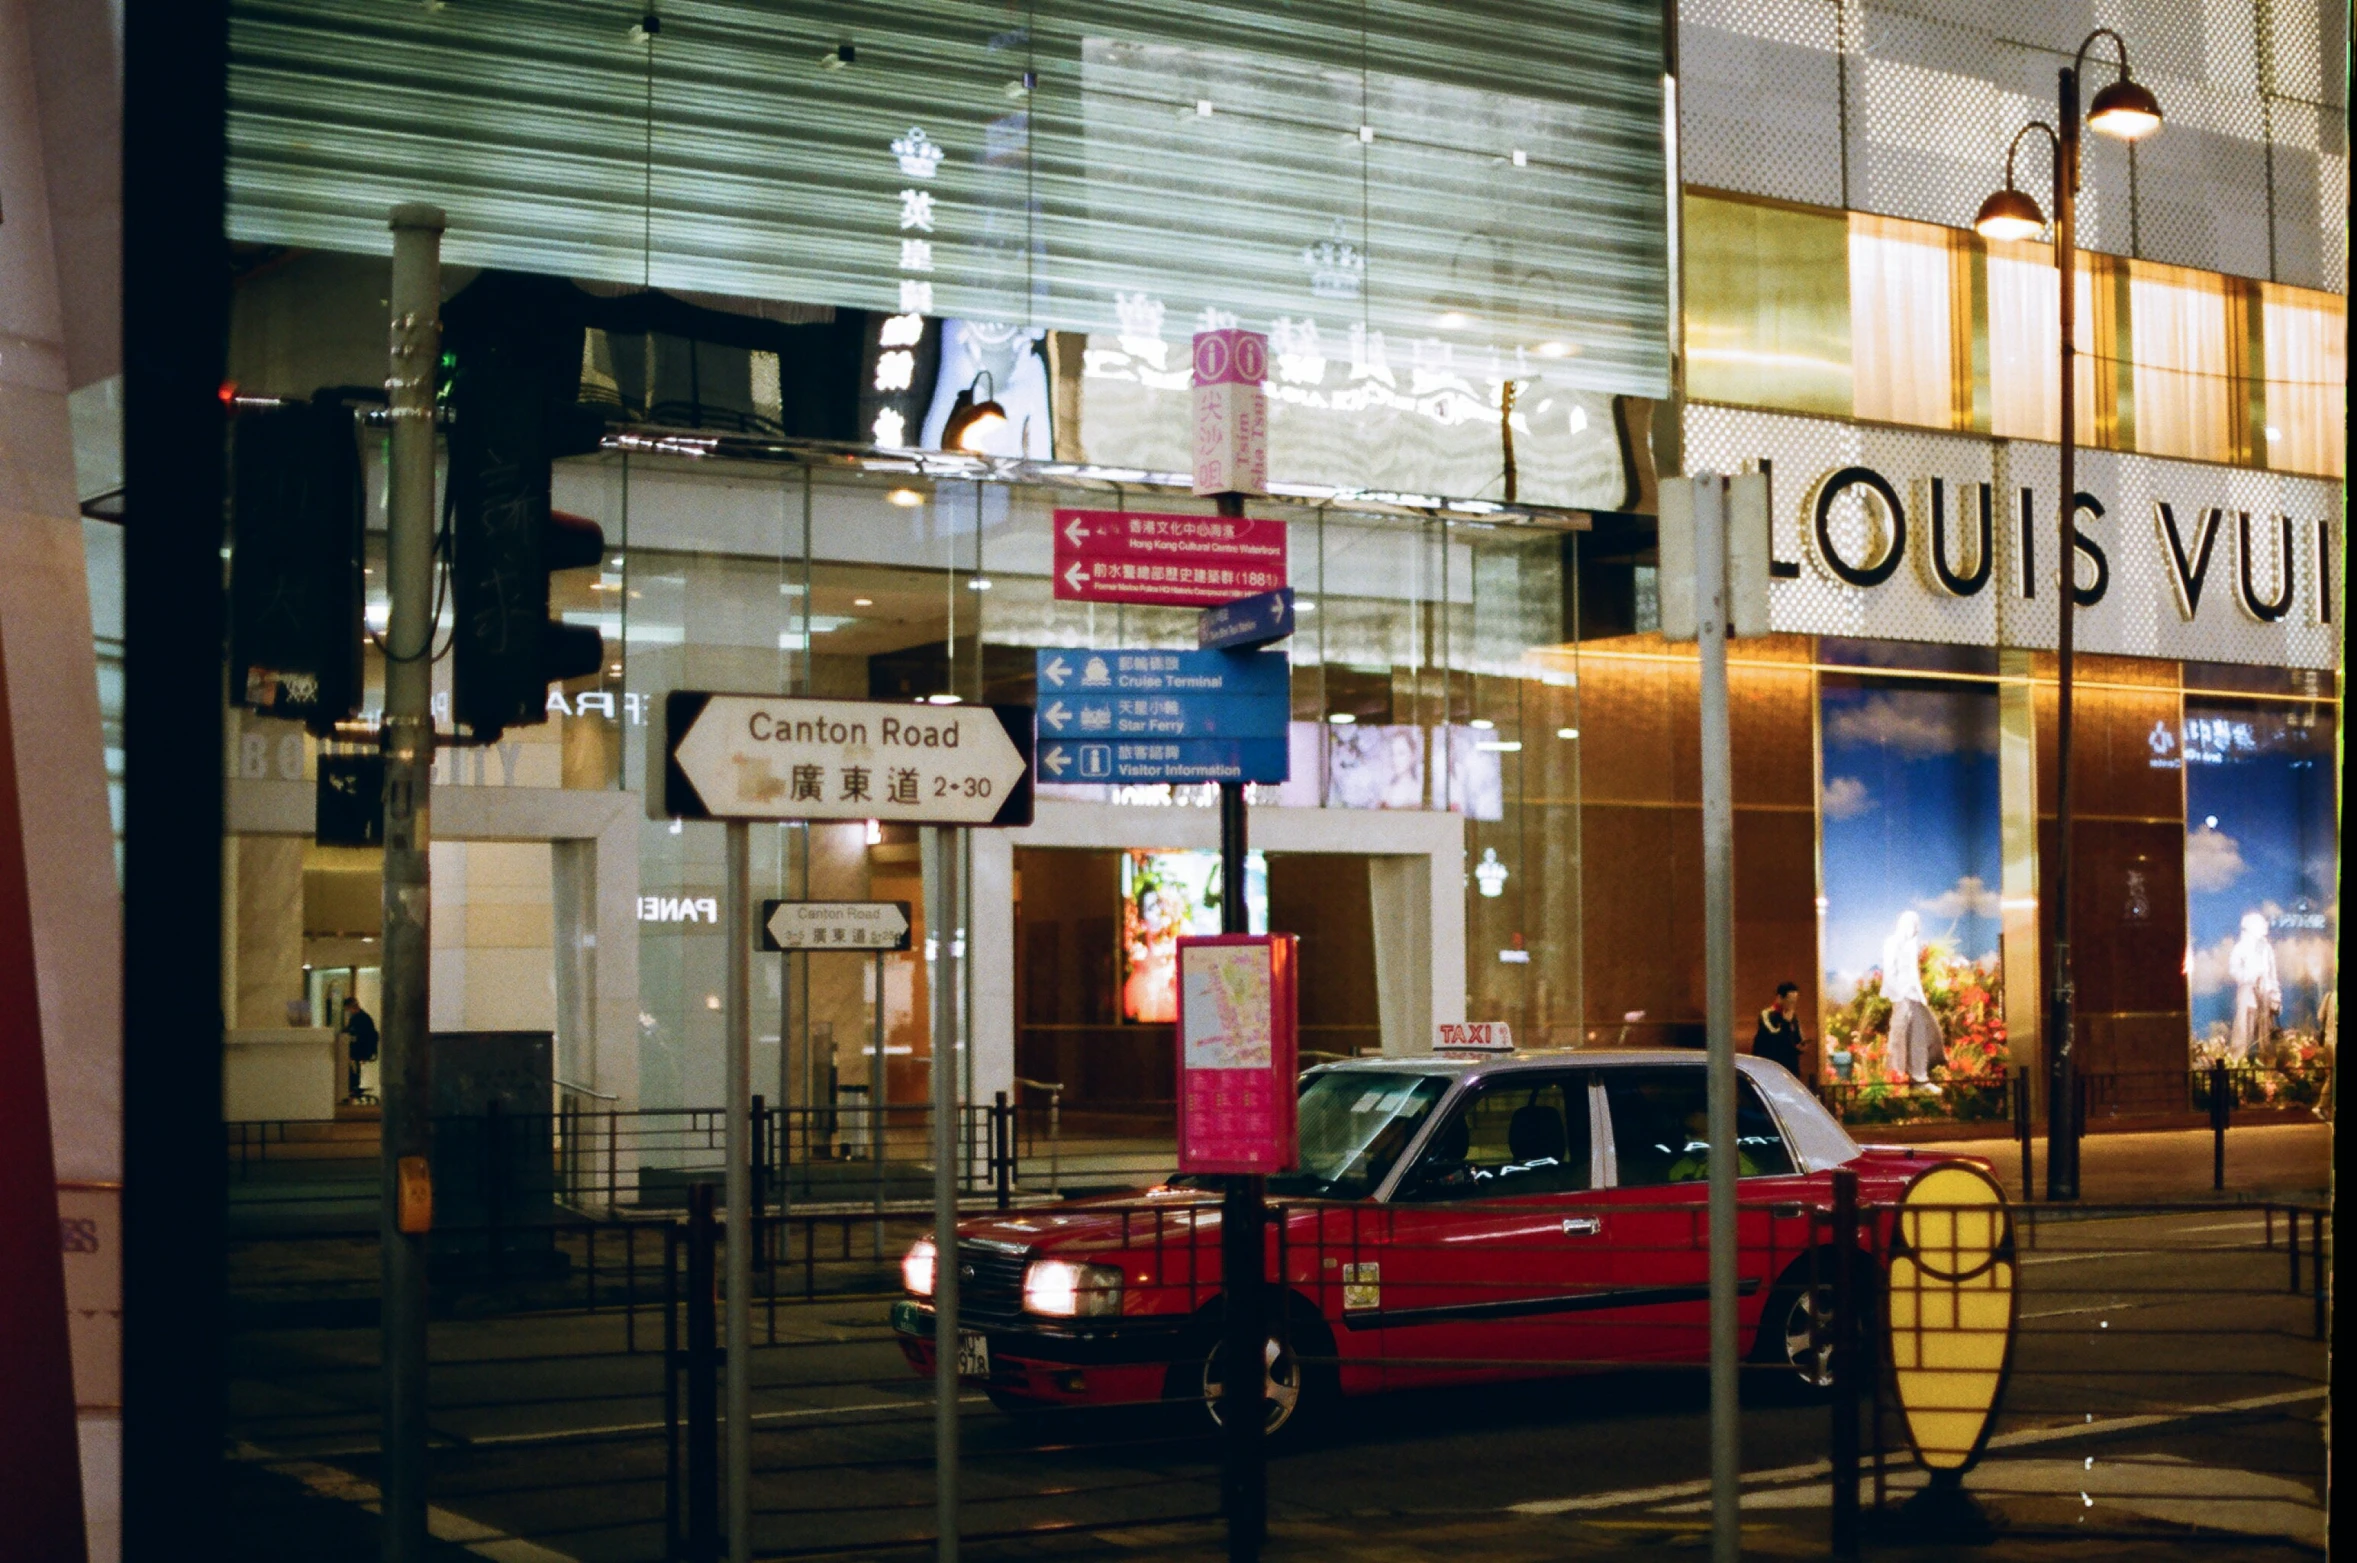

{"left": 902, "top": 1238, "right": 936, "bottom": 1299}
{"left": 1022, "top": 1258, "right": 1124, "bottom": 1318}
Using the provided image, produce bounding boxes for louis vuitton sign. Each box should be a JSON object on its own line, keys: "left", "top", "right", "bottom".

{"left": 1686, "top": 404, "right": 2343, "bottom": 671}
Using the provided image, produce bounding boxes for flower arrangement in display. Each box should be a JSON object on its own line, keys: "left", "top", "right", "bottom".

{"left": 1822, "top": 946, "right": 2010, "bottom": 1124}
{"left": 2191, "top": 1027, "right": 2335, "bottom": 1116}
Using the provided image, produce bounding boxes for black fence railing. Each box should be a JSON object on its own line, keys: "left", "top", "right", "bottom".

{"left": 1816, "top": 1061, "right": 2332, "bottom": 1130}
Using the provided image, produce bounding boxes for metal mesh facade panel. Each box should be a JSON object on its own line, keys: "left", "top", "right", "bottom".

{"left": 1681, "top": 0, "right": 2349, "bottom": 291}
{"left": 1685, "top": 402, "right": 2343, "bottom": 668}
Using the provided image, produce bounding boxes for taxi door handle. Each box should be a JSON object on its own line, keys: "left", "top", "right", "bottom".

{"left": 1561, "top": 1217, "right": 1602, "bottom": 1237}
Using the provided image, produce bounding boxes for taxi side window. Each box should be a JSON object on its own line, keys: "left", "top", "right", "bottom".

{"left": 1398, "top": 1076, "right": 1592, "bottom": 1200}
{"left": 1606, "top": 1070, "right": 1798, "bottom": 1185}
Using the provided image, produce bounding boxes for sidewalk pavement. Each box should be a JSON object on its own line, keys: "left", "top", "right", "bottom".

{"left": 1904, "top": 1120, "right": 2330, "bottom": 1203}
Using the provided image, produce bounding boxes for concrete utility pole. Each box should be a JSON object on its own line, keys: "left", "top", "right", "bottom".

{"left": 379, "top": 201, "right": 444, "bottom": 1563}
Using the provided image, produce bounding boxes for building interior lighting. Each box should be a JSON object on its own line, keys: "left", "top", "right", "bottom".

{"left": 926, "top": 693, "right": 962, "bottom": 705}
{"left": 887, "top": 487, "right": 924, "bottom": 507}
{"left": 1536, "top": 341, "right": 1570, "bottom": 357}
{"left": 1327, "top": 712, "right": 1356, "bottom": 724}
{"left": 967, "top": 577, "right": 992, "bottom": 590}
{"left": 1469, "top": 718, "right": 1495, "bottom": 730}
{"left": 1557, "top": 727, "right": 1579, "bottom": 739}
{"left": 853, "top": 597, "right": 874, "bottom": 606}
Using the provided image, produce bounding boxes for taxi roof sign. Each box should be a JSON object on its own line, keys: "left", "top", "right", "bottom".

{"left": 1434, "top": 1021, "right": 1514, "bottom": 1054}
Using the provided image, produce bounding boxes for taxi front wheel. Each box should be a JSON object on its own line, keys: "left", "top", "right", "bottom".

{"left": 1180, "top": 1324, "right": 1332, "bottom": 1444}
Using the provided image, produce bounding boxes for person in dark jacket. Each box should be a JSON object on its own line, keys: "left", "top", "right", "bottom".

{"left": 1752, "top": 982, "right": 1805, "bottom": 1078}
{"left": 339, "top": 996, "right": 379, "bottom": 1101}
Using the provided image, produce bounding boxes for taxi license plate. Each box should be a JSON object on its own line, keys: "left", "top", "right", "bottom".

{"left": 956, "top": 1332, "right": 989, "bottom": 1380}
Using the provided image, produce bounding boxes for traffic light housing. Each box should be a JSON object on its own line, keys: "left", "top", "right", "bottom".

{"left": 229, "top": 398, "right": 365, "bottom": 735}
{"left": 446, "top": 304, "right": 608, "bottom": 741}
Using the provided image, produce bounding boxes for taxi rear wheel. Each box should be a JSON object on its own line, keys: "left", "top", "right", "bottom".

{"left": 1753, "top": 1252, "right": 1876, "bottom": 1396}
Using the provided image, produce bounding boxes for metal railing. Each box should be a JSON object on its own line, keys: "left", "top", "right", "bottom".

{"left": 1817, "top": 1061, "right": 2333, "bottom": 1130}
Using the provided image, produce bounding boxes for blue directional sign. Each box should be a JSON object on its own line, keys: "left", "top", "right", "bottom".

{"left": 1198, "top": 587, "right": 1295, "bottom": 650}
{"left": 1037, "top": 693, "right": 1290, "bottom": 741}
{"left": 1035, "top": 647, "right": 1289, "bottom": 700}
{"left": 1036, "top": 738, "right": 1290, "bottom": 785}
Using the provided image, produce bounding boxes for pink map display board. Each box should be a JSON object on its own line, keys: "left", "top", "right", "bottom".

{"left": 1174, "top": 934, "right": 1299, "bottom": 1175}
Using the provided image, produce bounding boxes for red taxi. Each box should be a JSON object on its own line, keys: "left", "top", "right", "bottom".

{"left": 893, "top": 1050, "right": 1951, "bottom": 1433}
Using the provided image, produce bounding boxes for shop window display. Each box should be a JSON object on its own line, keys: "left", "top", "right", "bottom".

{"left": 1816, "top": 677, "right": 2009, "bottom": 1123}
{"left": 2181, "top": 699, "right": 2337, "bottom": 1108}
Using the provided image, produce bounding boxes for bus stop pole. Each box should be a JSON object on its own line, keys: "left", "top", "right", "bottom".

{"left": 1694, "top": 475, "right": 1742, "bottom": 1563}
{"left": 724, "top": 820, "right": 752, "bottom": 1562}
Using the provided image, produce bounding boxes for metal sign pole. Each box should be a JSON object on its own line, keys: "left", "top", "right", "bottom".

{"left": 1213, "top": 484, "right": 1268, "bottom": 1563}
{"left": 724, "top": 820, "right": 752, "bottom": 1562}
{"left": 1695, "top": 475, "right": 1741, "bottom": 1563}
{"left": 924, "top": 826, "right": 962, "bottom": 1563}
{"left": 379, "top": 202, "right": 443, "bottom": 1563}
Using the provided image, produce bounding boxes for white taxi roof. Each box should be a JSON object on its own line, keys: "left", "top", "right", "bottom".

{"left": 1306, "top": 1047, "right": 1862, "bottom": 1175}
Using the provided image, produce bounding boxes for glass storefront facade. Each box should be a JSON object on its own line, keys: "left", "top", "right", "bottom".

{"left": 205, "top": 0, "right": 2338, "bottom": 1142}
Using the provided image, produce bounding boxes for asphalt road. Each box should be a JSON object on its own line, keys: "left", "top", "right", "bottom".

{"left": 229, "top": 1202, "right": 2328, "bottom": 1562}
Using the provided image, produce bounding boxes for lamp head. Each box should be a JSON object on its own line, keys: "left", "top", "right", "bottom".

{"left": 2086, "top": 76, "right": 2162, "bottom": 140}
{"left": 1973, "top": 186, "right": 2047, "bottom": 242}
{"left": 940, "top": 372, "right": 1009, "bottom": 452}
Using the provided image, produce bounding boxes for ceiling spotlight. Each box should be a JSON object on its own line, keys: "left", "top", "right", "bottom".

{"left": 1327, "top": 712, "right": 1357, "bottom": 725}
{"left": 853, "top": 597, "right": 874, "bottom": 607}
{"left": 1536, "top": 341, "right": 1571, "bottom": 358}
{"left": 887, "top": 487, "right": 924, "bottom": 507}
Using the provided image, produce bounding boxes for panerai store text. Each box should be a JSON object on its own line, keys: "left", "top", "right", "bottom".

{"left": 1687, "top": 404, "right": 2343, "bottom": 670}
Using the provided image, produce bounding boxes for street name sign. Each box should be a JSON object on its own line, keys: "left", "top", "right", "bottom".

{"left": 1036, "top": 737, "right": 1289, "bottom": 786}
{"left": 1037, "top": 693, "right": 1290, "bottom": 741}
{"left": 1190, "top": 329, "right": 1269, "bottom": 498}
{"left": 760, "top": 900, "right": 913, "bottom": 952}
{"left": 1035, "top": 647, "right": 1289, "bottom": 700}
{"left": 1052, "top": 508, "right": 1287, "bottom": 607}
{"left": 662, "top": 693, "right": 1033, "bottom": 826}
{"left": 1198, "top": 587, "right": 1295, "bottom": 650}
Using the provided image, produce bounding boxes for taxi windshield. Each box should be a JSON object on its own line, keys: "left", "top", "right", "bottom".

{"left": 1266, "top": 1071, "right": 1452, "bottom": 1200}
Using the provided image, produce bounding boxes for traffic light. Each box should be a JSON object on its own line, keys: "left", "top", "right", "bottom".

{"left": 446, "top": 306, "right": 608, "bottom": 741}
{"left": 229, "top": 397, "right": 365, "bottom": 735}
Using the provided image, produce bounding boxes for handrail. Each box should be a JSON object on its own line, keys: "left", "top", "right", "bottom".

{"left": 556, "top": 1078, "right": 620, "bottom": 1102}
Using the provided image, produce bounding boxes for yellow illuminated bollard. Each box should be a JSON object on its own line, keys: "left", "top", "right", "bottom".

{"left": 1886, "top": 1161, "right": 2015, "bottom": 1523}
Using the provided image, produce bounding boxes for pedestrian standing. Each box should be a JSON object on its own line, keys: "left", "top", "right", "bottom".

{"left": 338, "top": 995, "right": 379, "bottom": 1102}
{"left": 1752, "top": 981, "right": 1806, "bottom": 1078}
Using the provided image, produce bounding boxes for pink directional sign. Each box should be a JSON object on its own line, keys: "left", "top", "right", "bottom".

{"left": 1052, "top": 509, "right": 1288, "bottom": 607}
{"left": 1192, "top": 328, "right": 1268, "bottom": 497}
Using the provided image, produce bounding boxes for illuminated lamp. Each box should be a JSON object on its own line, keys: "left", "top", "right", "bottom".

{"left": 2086, "top": 76, "right": 2162, "bottom": 140}
{"left": 1971, "top": 187, "right": 2046, "bottom": 243}
{"left": 940, "top": 371, "right": 1008, "bottom": 452}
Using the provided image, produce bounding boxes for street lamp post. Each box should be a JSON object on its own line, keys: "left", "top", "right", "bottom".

{"left": 1976, "top": 32, "right": 2161, "bottom": 1202}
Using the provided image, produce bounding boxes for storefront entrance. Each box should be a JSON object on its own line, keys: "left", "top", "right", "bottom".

{"left": 1013, "top": 848, "right": 1384, "bottom": 1128}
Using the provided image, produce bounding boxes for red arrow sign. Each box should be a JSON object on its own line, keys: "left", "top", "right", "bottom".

{"left": 1052, "top": 508, "right": 1289, "bottom": 607}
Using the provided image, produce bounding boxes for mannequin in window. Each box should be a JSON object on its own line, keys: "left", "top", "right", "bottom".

{"left": 2227, "top": 911, "right": 2281, "bottom": 1060}
{"left": 1882, "top": 910, "right": 1943, "bottom": 1086}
